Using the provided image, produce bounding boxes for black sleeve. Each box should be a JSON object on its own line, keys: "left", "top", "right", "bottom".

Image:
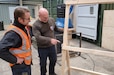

{"left": 0, "top": 30, "right": 22, "bottom": 64}
{"left": 54, "top": 25, "right": 63, "bottom": 34}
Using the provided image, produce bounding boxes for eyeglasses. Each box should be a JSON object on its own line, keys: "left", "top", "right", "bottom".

{"left": 22, "top": 18, "right": 30, "bottom": 21}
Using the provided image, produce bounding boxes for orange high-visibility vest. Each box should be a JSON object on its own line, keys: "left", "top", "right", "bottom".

{"left": 8, "top": 25, "right": 32, "bottom": 66}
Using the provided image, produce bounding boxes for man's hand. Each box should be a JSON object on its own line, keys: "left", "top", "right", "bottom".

{"left": 16, "top": 57, "right": 24, "bottom": 64}
{"left": 51, "top": 38, "right": 60, "bottom": 45}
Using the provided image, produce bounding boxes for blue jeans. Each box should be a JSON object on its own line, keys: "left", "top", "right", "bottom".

{"left": 38, "top": 45, "right": 57, "bottom": 75}
{"left": 11, "top": 63, "right": 31, "bottom": 75}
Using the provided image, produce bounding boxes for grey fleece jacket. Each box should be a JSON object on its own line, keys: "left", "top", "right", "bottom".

{"left": 32, "top": 17, "right": 62, "bottom": 48}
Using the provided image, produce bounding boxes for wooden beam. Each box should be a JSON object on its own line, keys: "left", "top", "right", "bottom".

{"left": 70, "top": 67, "right": 108, "bottom": 75}
{"left": 61, "top": 50, "right": 67, "bottom": 75}
{"left": 62, "top": 46, "right": 114, "bottom": 58}
{"left": 63, "top": 5, "right": 70, "bottom": 46}
{"left": 65, "top": 0, "right": 114, "bottom": 5}
{"left": 68, "top": 28, "right": 75, "bottom": 32}
{"left": 66, "top": 51, "right": 70, "bottom": 75}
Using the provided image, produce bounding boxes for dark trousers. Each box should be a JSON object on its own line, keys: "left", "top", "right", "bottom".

{"left": 38, "top": 45, "right": 57, "bottom": 75}
{"left": 11, "top": 63, "right": 31, "bottom": 75}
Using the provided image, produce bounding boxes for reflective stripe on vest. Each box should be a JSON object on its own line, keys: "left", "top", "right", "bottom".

{"left": 8, "top": 25, "right": 32, "bottom": 66}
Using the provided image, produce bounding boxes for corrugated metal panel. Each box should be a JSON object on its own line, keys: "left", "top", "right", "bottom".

{"left": 23, "top": 0, "right": 42, "bottom": 2}
{"left": 0, "top": 4, "right": 17, "bottom": 25}
{"left": 97, "top": 4, "right": 114, "bottom": 46}
{"left": 43, "top": 1, "right": 50, "bottom": 8}
{"left": 52, "top": 8, "right": 57, "bottom": 15}
{"left": 0, "top": 0, "right": 18, "bottom": 4}
{"left": 43, "top": 0, "right": 63, "bottom": 19}
{"left": 0, "top": 0, "right": 17, "bottom": 1}
{"left": 52, "top": 0, "right": 57, "bottom": 7}
{"left": 0, "top": 0, "right": 42, "bottom": 5}
{"left": 0, "top": 0, "right": 41, "bottom": 2}
{"left": 23, "top": 1, "right": 42, "bottom": 5}
{"left": 0, "top": 0, "right": 42, "bottom": 25}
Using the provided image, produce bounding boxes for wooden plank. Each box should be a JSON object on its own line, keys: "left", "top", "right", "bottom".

{"left": 70, "top": 67, "right": 108, "bottom": 75}
{"left": 102, "top": 27, "right": 114, "bottom": 51}
{"left": 63, "top": 5, "right": 70, "bottom": 46}
{"left": 61, "top": 50, "right": 67, "bottom": 75}
{"left": 68, "top": 28, "right": 75, "bottom": 31}
{"left": 103, "top": 10, "right": 114, "bottom": 27}
{"left": 102, "top": 10, "right": 114, "bottom": 51}
{"left": 62, "top": 46, "right": 114, "bottom": 58}
{"left": 62, "top": 5, "right": 71, "bottom": 75}
{"left": 66, "top": 51, "right": 71, "bottom": 75}
{"left": 65, "top": 0, "right": 114, "bottom": 5}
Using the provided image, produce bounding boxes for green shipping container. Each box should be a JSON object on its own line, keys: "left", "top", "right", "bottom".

{"left": 96, "top": 4, "right": 114, "bottom": 46}
{"left": 43, "top": 1, "right": 114, "bottom": 47}
{"left": 43, "top": 0, "right": 63, "bottom": 19}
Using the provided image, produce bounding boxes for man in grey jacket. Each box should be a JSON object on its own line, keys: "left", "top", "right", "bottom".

{"left": 32, "top": 8, "right": 63, "bottom": 75}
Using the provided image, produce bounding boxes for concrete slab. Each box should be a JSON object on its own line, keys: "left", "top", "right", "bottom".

{"left": 0, "top": 25, "right": 114, "bottom": 75}
{"left": 69, "top": 39, "right": 114, "bottom": 75}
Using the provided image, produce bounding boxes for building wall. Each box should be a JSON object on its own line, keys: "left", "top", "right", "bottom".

{"left": 0, "top": 0, "right": 42, "bottom": 25}
{"left": 0, "top": 4, "right": 18, "bottom": 25}
{"left": 23, "top": 0, "right": 42, "bottom": 1}
{"left": 24, "top": 5, "right": 36, "bottom": 18}
{"left": 0, "top": 0, "right": 17, "bottom": 1}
